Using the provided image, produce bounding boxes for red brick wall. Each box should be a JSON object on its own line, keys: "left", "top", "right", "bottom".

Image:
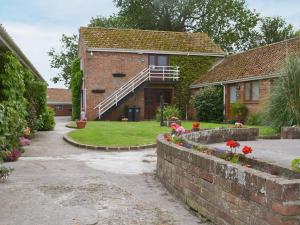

{"left": 48, "top": 104, "right": 72, "bottom": 116}
{"left": 225, "top": 79, "right": 273, "bottom": 119}
{"left": 81, "top": 51, "right": 148, "bottom": 120}
{"left": 157, "top": 135, "right": 300, "bottom": 225}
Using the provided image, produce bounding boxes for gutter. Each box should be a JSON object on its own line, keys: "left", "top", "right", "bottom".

{"left": 86, "top": 47, "right": 226, "bottom": 57}
{"left": 190, "top": 73, "right": 281, "bottom": 89}
{"left": 0, "top": 25, "right": 46, "bottom": 83}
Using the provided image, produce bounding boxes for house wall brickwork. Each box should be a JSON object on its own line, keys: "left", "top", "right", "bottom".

{"left": 48, "top": 104, "right": 72, "bottom": 117}
{"left": 225, "top": 79, "right": 273, "bottom": 119}
{"left": 157, "top": 135, "right": 300, "bottom": 225}
{"left": 81, "top": 50, "right": 148, "bottom": 120}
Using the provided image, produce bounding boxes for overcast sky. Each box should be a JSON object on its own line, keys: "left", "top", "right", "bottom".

{"left": 0, "top": 0, "right": 299, "bottom": 88}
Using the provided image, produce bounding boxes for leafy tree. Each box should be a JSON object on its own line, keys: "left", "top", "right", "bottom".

{"left": 88, "top": 15, "right": 131, "bottom": 28}
{"left": 260, "top": 16, "right": 295, "bottom": 45}
{"left": 114, "top": 0, "right": 260, "bottom": 51}
{"left": 48, "top": 34, "right": 78, "bottom": 87}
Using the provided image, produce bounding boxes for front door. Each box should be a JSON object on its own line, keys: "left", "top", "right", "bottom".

{"left": 144, "top": 88, "right": 172, "bottom": 120}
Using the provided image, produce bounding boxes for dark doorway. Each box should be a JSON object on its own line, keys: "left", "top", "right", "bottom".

{"left": 144, "top": 88, "right": 172, "bottom": 119}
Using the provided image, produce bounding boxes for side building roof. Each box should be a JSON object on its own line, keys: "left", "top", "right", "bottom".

{"left": 191, "top": 37, "right": 300, "bottom": 88}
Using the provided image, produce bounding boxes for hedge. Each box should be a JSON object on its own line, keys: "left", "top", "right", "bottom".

{"left": 0, "top": 52, "right": 53, "bottom": 149}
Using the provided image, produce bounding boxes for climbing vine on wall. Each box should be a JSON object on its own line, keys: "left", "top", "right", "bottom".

{"left": 170, "top": 55, "right": 213, "bottom": 118}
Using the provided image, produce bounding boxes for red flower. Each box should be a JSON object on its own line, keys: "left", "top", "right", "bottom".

{"left": 242, "top": 146, "right": 253, "bottom": 155}
{"left": 226, "top": 140, "right": 239, "bottom": 148}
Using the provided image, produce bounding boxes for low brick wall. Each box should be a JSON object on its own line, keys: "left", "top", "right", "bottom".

{"left": 157, "top": 135, "right": 300, "bottom": 225}
{"left": 281, "top": 127, "right": 300, "bottom": 139}
{"left": 183, "top": 128, "right": 259, "bottom": 144}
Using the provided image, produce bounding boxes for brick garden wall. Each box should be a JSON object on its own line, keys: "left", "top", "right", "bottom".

{"left": 156, "top": 135, "right": 300, "bottom": 225}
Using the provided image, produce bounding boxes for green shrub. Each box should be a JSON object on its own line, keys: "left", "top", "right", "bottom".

{"left": 0, "top": 52, "right": 27, "bottom": 148}
{"left": 37, "top": 107, "right": 55, "bottom": 131}
{"left": 192, "top": 86, "right": 224, "bottom": 122}
{"left": 264, "top": 55, "right": 300, "bottom": 130}
{"left": 71, "top": 58, "right": 83, "bottom": 120}
{"left": 24, "top": 69, "right": 48, "bottom": 130}
{"left": 246, "top": 113, "right": 263, "bottom": 125}
{"left": 230, "top": 102, "right": 248, "bottom": 123}
{"left": 156, "top": 105, "right": 181, "bottom": 121}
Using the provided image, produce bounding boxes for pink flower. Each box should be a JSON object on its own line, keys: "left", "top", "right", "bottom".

{"left": 19, "top": 137, "right": 30, "bottom": 146}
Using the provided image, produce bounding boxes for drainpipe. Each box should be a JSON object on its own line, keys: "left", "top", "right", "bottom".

{"left": 221, "top": 82, "right": 226, "bottom": 120}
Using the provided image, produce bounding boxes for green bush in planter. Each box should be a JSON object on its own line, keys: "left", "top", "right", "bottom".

{"left": 156, "top": 105, "right": 181, "bottom": 122}
{"left": 230, "top": 102, "right": 248, "bottom": 123}
{"left": 192, "top": 86, "right": 224, "bottom": 122}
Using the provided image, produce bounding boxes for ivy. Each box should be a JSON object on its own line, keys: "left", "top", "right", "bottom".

{"left": 70, "top": 58, "right": 83, "bottom": 120}
{"left": 0, "top": 52, "right": 27, "bottom": 148}
{"left": 170, "top": 55, "right": 213, "bottom": 118}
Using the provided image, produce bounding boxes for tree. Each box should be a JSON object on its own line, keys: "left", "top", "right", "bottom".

{"left": 88, "top": 15, "right": 131, "bottom": 28}
{"left": 48, "top": 34, "right": 78, "bottom": 87}
{"left": 260, "top": 16, "right": 295, "bottom": 45}
{"left": 114, "top": 0, "right": 260, "bottom": 51}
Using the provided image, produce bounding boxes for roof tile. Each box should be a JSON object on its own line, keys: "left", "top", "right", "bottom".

{"left": 79, "top": 27, "right": 224, "bottom": 55}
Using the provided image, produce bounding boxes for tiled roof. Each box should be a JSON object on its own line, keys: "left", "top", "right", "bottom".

{"left": 192, "top": 37, "right": 300, "bottom": 86}
{"left": 47, "top": 88, "right": 72, "bottom": 104}
{"left": 79, "top": 27, "right": 224, "bottom": 55}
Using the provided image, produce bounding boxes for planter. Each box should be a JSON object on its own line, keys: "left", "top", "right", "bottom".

{"left": 76, "top": 120, "right": 87, "bottom": 129}
{"left": 157, "top": 135, "right": 300, "bottom": 225}
{"left": 281, "top": 126, "right": 300, "bottom": 139}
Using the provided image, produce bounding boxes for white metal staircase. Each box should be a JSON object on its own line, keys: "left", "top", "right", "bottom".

{"left": 94, "top": 65, "right": 180, "bottom": 119}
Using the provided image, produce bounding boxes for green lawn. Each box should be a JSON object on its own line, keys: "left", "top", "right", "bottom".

{"left": 67, "top": 121, "right": 277, "bottom": 147}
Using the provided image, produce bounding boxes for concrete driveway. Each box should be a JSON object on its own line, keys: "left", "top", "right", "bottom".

{"left": 0, "top": 117, "right": 210, "bottom": 225}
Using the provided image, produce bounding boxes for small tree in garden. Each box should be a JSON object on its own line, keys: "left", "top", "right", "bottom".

{"left": 70, "top": 58, "right": 83, "bottom": 120}
{"left": 230, "top": 102, "right": 248, "bottom": 123}
{"left": 192, "top": 85, "right": 224, "bottom": 122}
{"left": 264, "top": 55, "right": 300, "bottom": 130}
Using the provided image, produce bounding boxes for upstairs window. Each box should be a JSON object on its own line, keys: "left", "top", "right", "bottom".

{"left": 245, "top": 81, "right": 259, "bottom": 101}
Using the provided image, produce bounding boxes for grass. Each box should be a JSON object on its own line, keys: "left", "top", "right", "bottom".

{"left": 67, "top": 121, "right": 278, "bottom": 147}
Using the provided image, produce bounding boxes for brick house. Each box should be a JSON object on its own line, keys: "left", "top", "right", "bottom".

{"left": 79, "top": 27, "right": 224, "bottom": 120}
{"left": 190, "top": 37, "right": 300, "bottom": 119}
{"left": 47, "top": 88, "right": 72, "bottom": 116}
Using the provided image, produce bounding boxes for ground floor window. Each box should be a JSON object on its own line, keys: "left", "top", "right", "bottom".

{"left": 230, "top": 85, "right": 237, "bottom": 103}
{"left": 245, "top": 81, "right": 259, "bottom": 101}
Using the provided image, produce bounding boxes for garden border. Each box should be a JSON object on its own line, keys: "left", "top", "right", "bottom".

{"left": 63, "top": 135, "right": 157, "bottom": 151}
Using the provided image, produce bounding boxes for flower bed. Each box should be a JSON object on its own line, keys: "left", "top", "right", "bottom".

{"left": 157, "top": 135, "right": 300, "bottom": 225}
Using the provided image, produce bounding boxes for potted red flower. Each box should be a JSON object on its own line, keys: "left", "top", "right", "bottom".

{"left": 192, "top": 122, "right": 200, "bottom": 131}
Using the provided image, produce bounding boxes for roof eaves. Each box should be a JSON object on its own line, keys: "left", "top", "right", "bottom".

{"left": 190, "top": 73, "right": 281, "bottom": 89}
{"left": 86, "top": 47, "right": 226, "bottom": 57}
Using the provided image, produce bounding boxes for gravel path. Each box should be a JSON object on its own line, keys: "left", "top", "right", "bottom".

{"left": 0, "top": 117, "right": 211, "bottom": 225}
